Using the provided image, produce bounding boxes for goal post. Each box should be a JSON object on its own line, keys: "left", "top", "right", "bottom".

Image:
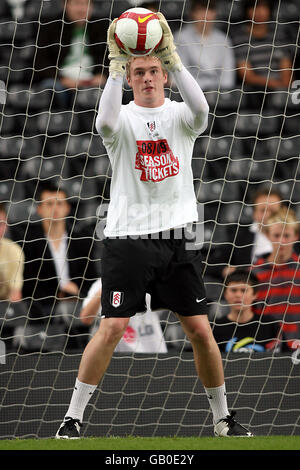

{"left": 0, "top": 0, "right": 300, "bottom": 439}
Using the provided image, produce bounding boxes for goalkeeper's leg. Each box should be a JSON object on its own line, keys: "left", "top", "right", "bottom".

{"left": 56, "top": 317, "right": 130, "bottom": 439}
{"left": 179, "top": 314, "right": 253, "bottom": 437}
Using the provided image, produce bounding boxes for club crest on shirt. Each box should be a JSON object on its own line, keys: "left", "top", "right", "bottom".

{"left": 147, "top": 121, "right": 156, "bottom": 133}
{"left": 110, "top": 291, "right": 124, "bottom": 308}
{"left": 135, "top": 139, "right": 179, "bottom": 182}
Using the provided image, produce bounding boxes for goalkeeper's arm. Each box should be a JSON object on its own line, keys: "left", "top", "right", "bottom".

{"left": 95, "top": 19, "right": 128, "bottom": 138}
{"left": 154, "top": 13, "right": 209, "bottom": 131}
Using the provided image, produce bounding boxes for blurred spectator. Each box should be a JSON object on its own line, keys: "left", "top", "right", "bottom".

{"left": 32, "top": 0, "right": 108, "bottom": 108}
{"left": 139, "top": 1, "right": 159, "bottom": 11}
{"left": 80, "top": 278, "right": 167, "bottom": 353}
{"left": 0, "top": 202, "right": 24, "bottom": 302}
{"left": 232, "top": 0, "right": 293, "bottom": 107}
{"left": 174, "top": 0, "right": 235, "bottom": 91}
{"left": 11, "top": 181, "right": 99, "bottom": 320}
{"left": 205, "top": 185, "right": 283, "bottom": 284}
{"left": 3, "top": 0, "right": 29, "bottom": 19}
{"left": 252, "top": 208, "right": 300, "bottom": 350}
{"left": 212, "top": 269, "right": 281, "bottom": 352}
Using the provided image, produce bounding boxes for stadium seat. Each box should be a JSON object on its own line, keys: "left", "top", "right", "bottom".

{"left": 7, "top": 199, "right": 38, "bottom": 224}
{"left": 220, "top": 201, "right": 253, "bottom": 225}
{"left": 216, "top": 0, "right": 243, "bottom": 23}
{"left": 194, "top": 179, "right": 241, "bottom": 203}
{"left": 93, "top": 155, "right": 112, "bottom": 201}
{"left": 226, "top": 158, "right": 249, "bottom": 181}
{"left": 22, "top": 155, "right": 71, "bottom": 181}
{"left": 37, "top": 111, "right": 80, "bottom": 136}
{"left": 214, "top": 90, "right": 245, "bottom": 112}
{"left": 203, "top": 202, "right": 220, "bottom": 222}
{"left": 0, "top": 62, "right": 26, "bottom": 85}
{"left": 25, "top": 0, "right": 63, "bottom": 19}
{"left": 203, "top": 135, "right": 245, "bottom": 160}
{"left": 234, "top": 110, "right": 280, "bottom": 136}
{"left": 0, "top": 160, "right": 16, "bottom": 180}
{"left": 267, "top": 136, "right": 300, "bottom": 161}
{"left": 93, "top": 155, "right": 112, "bottom": 178}
{"left": 65, "top": 134, "right": 107, "bottom": 178}
{"left": 20, "top": 136, "right": 43, "bottom": 160}
{"left": 204, "top": 91, "right": 218, "bottom": 109}
{"left": 0, "top": 179, "right": 25, "bottom": 203}
{"left": 203, "top": 112, "right": 216, "bottom": 135}
{"left": 228, "top": 156, "right": 275, "bottom": 182}
{"left": 200, "top": 219, "right": 229, "bottom": 256}
{"left": 271, "top": 180, "right": 296, "bottom": 202}
{"left": 78, "top": 109, "right": 98, "bottom": 133}
{"left": 214, "top": 112, "right": 237, "bottom": 136}
{"left": 267, "top": 91, "right": 300, "bottom": 112}
{"left": 43, "top": 135, "right": 68, "bottom": 158}
{"left": 6, "top": 84, "right": 51, "bottom": 112}
{"left": 0, "top": 2, "right": 9, "bottom": 17}
{"left": 0, "top": 20, "right": 32, "bottom": 44}
{"left": 282, "top": 113, "right": 300, "bottom": 136}
{"left": 0, "top": 136, "right": 23, "bottom": 159}
{"left": 74, "top": 87, "right": 102, "bottom": 111}
{"left": 277, "top": 0, "right": 299, "bottom": 22}
{"left": 111, "top": 1, "right": 132, "bottom": 17}
{"left": 66, "top": 133, "right": 106, "bottom": 159}
{"left": 62, "top": 175, "right": 99, "bottom": 202}
{"left": 17, "top": 41, "right": 35, "bottom": 64}
{"left": 290, "top": 182, "right": 300, "bottom": 203}
{"left": 162, "top": 0, "right": 188, "bottom": 19}
{"left": 74, "top": 200, "right": 100, "bottom": 228}
{"left": 0, "top": 110, "right": 17, "bottom": 135}
{"left": 191, "top": 157, "right": 206, "bottom": 179}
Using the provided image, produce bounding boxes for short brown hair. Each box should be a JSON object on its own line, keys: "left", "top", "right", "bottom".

{"left": 252, "top": 185, "right": 282, "bottom": 204}
{"left": 126, "top": 55, "right": 166, "bottom": 79}
{"left": 225, "top": 269, "right": 259, "bottom": 294}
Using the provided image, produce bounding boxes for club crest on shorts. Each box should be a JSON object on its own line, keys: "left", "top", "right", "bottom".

{"left": 110, "top": 291, "right": 124, "bottom": 308}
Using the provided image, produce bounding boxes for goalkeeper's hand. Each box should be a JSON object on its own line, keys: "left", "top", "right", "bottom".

{"left": 107, "top": 19, "right": 129, "bottom": 78}
{"left": 154, "top": 12, "right": 182, "bottom": 72}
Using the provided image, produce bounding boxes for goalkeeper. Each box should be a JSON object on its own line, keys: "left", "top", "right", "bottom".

{"left": 56, "top": 13, "right": 253, "bottom": 439}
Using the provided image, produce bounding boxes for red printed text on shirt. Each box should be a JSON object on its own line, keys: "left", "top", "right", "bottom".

{"left": 135, "top": 139, "right": 179, "bottom": 182}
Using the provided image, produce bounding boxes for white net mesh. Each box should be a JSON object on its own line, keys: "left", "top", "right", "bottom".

{"left": 0, "top": 0, "right": 300, "bottom": 438}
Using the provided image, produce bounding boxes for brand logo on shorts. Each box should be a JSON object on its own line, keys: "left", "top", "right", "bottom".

{"left": 110, "top": 291, "right": 124, "bottom": 308}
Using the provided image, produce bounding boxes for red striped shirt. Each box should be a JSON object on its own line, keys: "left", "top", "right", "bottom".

{"left": 253, "top": 253, "right": 300, "bottom": 319}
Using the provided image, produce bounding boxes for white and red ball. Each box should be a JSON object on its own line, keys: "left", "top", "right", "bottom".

{"left": 115, "top": 7, "right": 163, "bottom": 57}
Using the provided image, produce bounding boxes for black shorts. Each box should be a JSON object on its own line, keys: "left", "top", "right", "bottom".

{"left": 101, "top": 230, "right": 208, "bottom": 318}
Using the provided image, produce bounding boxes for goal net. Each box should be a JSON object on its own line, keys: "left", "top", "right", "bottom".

{"left": 0, "top": 0, "right": 300, "bottom": 439}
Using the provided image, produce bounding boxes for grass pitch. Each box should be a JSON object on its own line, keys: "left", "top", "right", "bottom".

{"left": 0, "top": 436, "right": 299, "bottom": 450}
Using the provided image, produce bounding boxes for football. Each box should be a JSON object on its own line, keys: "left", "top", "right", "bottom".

{"left": 115, "top": 7, "right": 163, "bottom": 57}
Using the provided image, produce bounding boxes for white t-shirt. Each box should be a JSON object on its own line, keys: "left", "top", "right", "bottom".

{"left": 249, "top": 223, "right": 273, "bottom": 263}
{"left": 83, "top": 279, "right": 167, "bottom": 353}
{"left": 101, "top": 98, "right": 207, "bottom": 237}
{"left": 47, "top": 233, "right": 70, "bottom": 289}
